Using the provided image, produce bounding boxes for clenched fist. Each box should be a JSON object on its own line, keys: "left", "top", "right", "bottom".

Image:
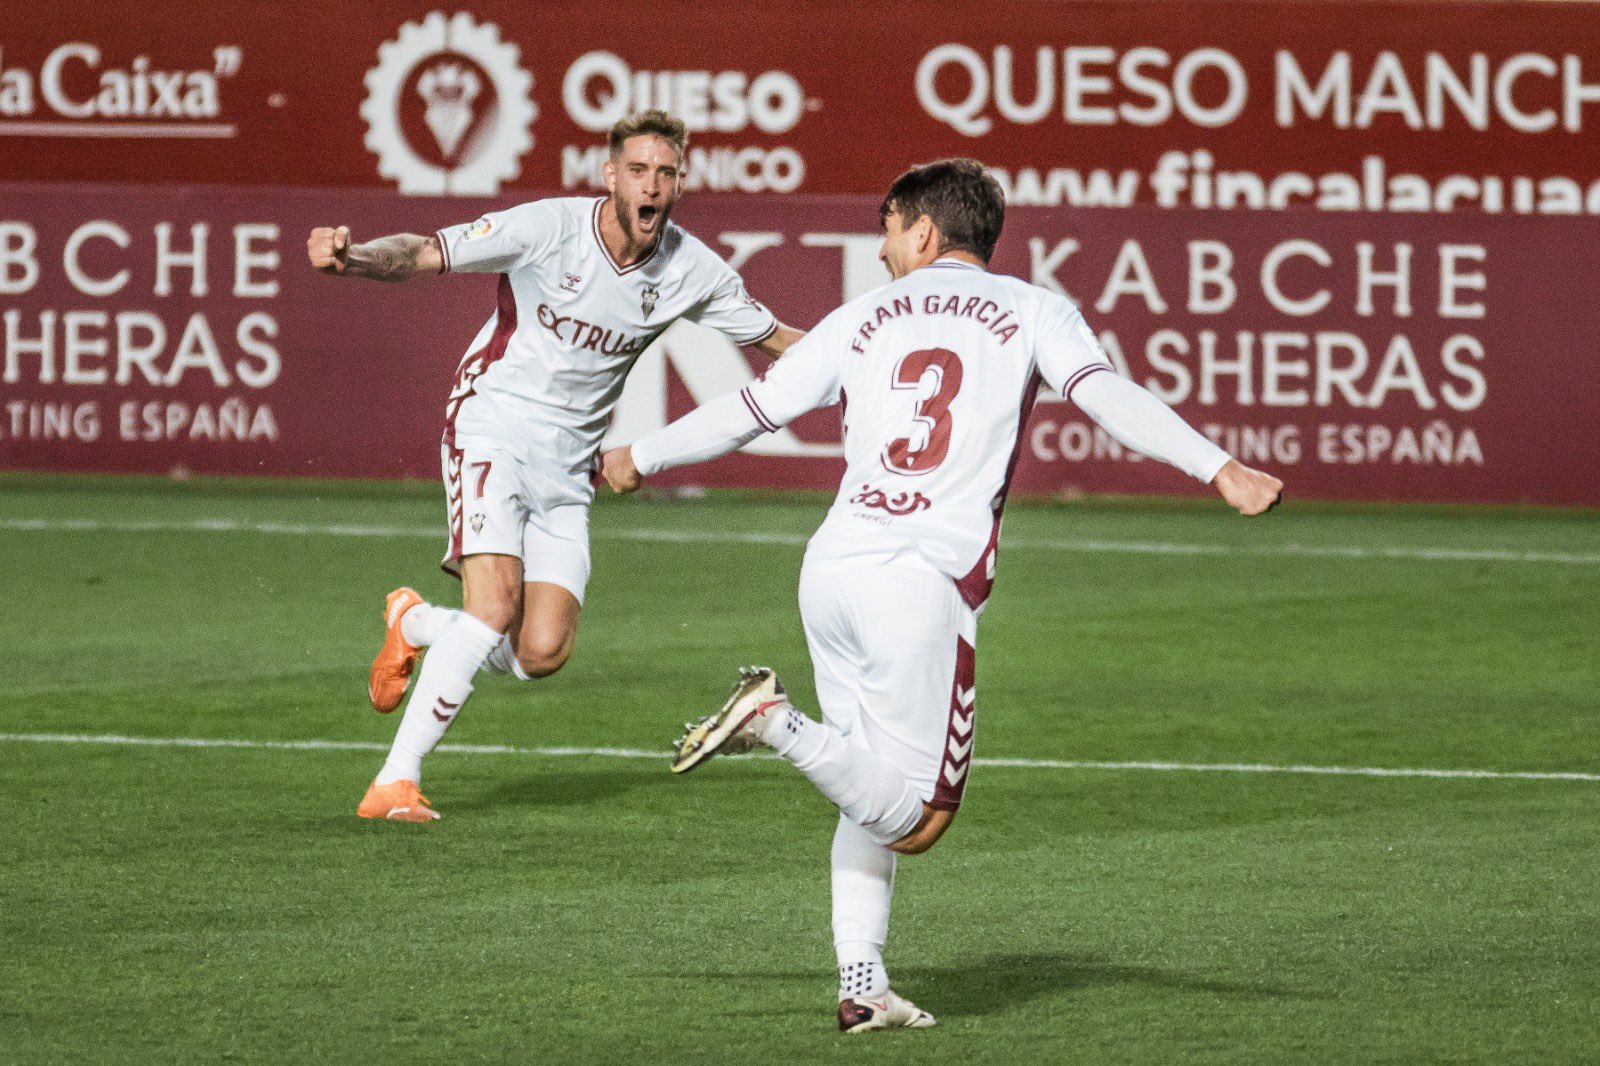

{"left": 600, "top": 447, "right": 642, "bottom": 495}
{"left": 307, "top": 226, "right": 352, "bottom": 274}
{"left": 1213, "top": 460, "right": 1284, "bottom": 516}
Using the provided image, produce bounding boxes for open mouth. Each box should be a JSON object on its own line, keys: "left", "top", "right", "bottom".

{"left": 637, "top": 205, "right": 659, "bottom": 229}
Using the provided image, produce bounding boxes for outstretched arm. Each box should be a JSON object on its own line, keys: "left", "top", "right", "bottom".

{"left": 603, "top": 323, "right": 843, "bottom": 494}
{"left": 601, "top": 392, "right": 766, "bottom": 494}
{"left": 1070, "top": 369, "right": 1283, "bottom": 516}
{"left": 307, "top": 227, "right": 444, "bottom": 281}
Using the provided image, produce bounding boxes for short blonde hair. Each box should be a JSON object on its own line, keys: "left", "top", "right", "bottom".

{"left": 608, "top": 110, "right": 689, "bottom": 159}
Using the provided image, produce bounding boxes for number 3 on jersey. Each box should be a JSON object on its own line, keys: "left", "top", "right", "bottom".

{"left": 882, "top": 348, "right": 964, "bottom": 475}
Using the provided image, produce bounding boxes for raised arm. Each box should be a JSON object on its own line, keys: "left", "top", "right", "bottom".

{"left": 307, "top": 227, "right": 444, "bottom": 281}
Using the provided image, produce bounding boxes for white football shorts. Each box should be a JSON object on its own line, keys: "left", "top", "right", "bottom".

{"left": 798, "top": 557, "right": 979, "bottom": 811}
{"left": 440, "top": 432, "right": 592, "bottom": 604}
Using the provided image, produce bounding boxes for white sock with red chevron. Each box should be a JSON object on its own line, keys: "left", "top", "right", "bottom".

{"left": 375, "top": 612, "right": 501, "bottom": 786}
{"left": 833, "top": 814, "right": 895, "bottom": 1001}
{"left": 760, "top": 706, "right": 923, "bottom": 846}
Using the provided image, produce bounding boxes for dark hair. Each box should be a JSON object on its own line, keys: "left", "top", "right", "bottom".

{"left": 609, "top": 110, "right": 689, "bottom": 159}
{"left": 879, "top": 158, "right": 1005, "bottom": 262}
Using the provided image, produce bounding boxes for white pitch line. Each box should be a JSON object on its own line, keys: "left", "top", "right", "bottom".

{"left": 2, "top": 732, "right": 1595, "bottom": 783}
{"left": 1, "top": 516, "right": 1596, "bottom": 566}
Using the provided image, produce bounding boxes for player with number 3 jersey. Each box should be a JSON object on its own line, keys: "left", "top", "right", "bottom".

{"left": 601, "top": 158, "right": 1283, "bottom": 1031}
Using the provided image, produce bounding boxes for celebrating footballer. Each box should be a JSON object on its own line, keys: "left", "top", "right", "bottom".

{"left": 308, "top": 110, "right": 804, "bottom": 822}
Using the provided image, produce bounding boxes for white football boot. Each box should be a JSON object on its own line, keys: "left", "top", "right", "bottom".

{"left": 670, "top": 666, "right": 787, "bottom": 774}
{"left": 837, "top": 990, "right": 937, "bottom": 1033}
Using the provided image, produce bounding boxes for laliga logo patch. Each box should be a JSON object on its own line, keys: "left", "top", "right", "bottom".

{"left": 362, "top": 11, "right": 536, "bottom": 195}
{"left": 464, "top": 217, "right": 494, "bottom": 241}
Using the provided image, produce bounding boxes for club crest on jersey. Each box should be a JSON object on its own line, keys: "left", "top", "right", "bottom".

{"left": 641, "top": 282, "right": 660, "bottom": 319}
{"left": 562, "top": 272, "right": 582, "bottom": 293}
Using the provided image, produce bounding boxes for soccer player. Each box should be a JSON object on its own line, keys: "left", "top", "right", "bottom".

{"left": 306, "top": 110, "right": 804, "bottom": 822}
{"left": 598, "top": 159, "right": 1283, "bottom": 1032}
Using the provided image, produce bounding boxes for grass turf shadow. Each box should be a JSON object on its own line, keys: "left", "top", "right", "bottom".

{"left": 445, "top": 766, "right": 671, "bottom": 812}
{"left": 672, "top": 951, "right": 1301, "bottom": 1019}
{"left": 896, "top": 951, "right": 1302, "bottom": 1016}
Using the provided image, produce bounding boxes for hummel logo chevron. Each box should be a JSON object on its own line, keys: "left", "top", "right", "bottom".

{"left": 432, "top": 699, "right": 460, "bottom": 722}
{"left": 951, "top": 708, "right": 974, "bottom": 738}
{"left": 943, "top": 762, "right": 969, "bottom": 786}
{"left": 956, "top": 686, "right": 975, "bottom": 709}
{"left": 947, "top": 736, "right": 973, "bottom": 761}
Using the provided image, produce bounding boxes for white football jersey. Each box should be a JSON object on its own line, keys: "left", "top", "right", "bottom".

{"left": 437, "top": 196, "right": 777, "bottom": 494}
{"left": 741, "top": 258, "right": 1114, "bottom": 610}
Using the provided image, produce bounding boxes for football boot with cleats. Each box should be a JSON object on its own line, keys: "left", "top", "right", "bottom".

{"left": 357, "top": 778, "right": 440, "bottom": 822}
{"left": 368, "top": 587, "right": 425, "bottom": 713}
{"left": 837, "top": 990, "right": 937, "bottom": 1034}
{"left": 671, "top": 666, "right": 787, "bottom": 774}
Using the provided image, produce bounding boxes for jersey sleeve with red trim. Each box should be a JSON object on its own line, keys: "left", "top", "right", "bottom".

{"left": 437, "top": 200, "right": 564, "bottom": 274}
{"left": 1033, "top": 292, "right": 1116, "bottom": 399}
{"left": 738, "top": 317, "right": 846, "bottom": 428}
{"left": 628, "top": 319, "right": 844, "bottom": 477}
{"left": 680, "top": 253, "right": 780, "bottom": 346}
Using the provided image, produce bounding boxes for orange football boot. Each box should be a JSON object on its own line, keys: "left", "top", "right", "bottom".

{"left": 369, "top": 587, "right": 425, "bottom": 713}
{"left": 357, "top": 779, "right": 440, "bottom": 822}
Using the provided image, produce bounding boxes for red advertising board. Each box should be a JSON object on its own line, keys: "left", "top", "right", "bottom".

{"left": 2, "top": 1, "right": 1598, "bottom": 504}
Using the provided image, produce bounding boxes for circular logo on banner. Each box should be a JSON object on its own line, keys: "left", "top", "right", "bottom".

{"left": 361, "top": 11, "right": 536, "bottom": 195}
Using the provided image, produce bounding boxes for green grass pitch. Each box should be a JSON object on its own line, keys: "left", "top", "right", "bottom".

{"left": 2, "top": 475, "right": 1597, "bottom": 1063}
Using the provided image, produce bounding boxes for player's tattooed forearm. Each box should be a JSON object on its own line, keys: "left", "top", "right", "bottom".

{"left": 344, "top": 234, "right": 438, "bottom": 281}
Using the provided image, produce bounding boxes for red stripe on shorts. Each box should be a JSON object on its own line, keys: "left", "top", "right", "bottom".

{"left": 442, "top": 274, "right": 518, "bottom": 570}
{"left": 929, "top": 636, "right": 977, "bottom": 811}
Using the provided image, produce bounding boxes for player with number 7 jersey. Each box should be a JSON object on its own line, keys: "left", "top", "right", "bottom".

{"left": 601, "top": 158, "right": 1283, "bottom": 1029}
{"left": 308, "top": 110, "right": 805, "bottom": 823}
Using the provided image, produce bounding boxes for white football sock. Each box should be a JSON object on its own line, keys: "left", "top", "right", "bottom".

{"left": 483, "top": 636, "right": 534, "bottom": 680}
{"left": 400, "top": 601, "right": 456, "bottom": 648}
{"left": 833, "top": 815, "right": 895, "bottom": 1001}
{"left": 406, "top": 605, "right": 531, "bottom": 680}
{"left": 375, "top": 612, "right": 501, "bottom": 786}
{"left": 759, "top": 704, "right": 923, "bottom": 846}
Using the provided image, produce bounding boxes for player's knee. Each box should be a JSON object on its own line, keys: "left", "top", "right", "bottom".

{"left": 890, "top": 829, "right": 942, "bottom": 856}
{"left": 889, "top": 808, "right": 956, "bottom": 855}
{"left": 515, "top": 628, "right": 573, "bottom": 678}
